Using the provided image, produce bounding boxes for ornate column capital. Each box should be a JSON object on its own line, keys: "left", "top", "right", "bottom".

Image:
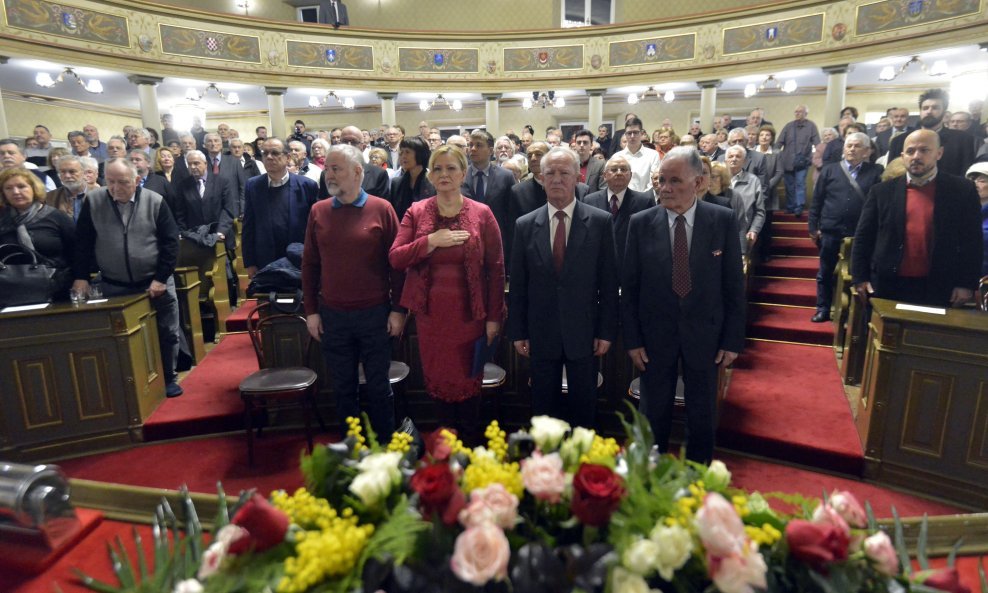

{"left": 127, "top": 75, "right": 163, "bottom": 86}
{"left": 696, "top": 80, "right": 722, "bottom": 90}
{"left": 265, "top": 86, "right": 288, "bottom": 96}
{"left": 822, "top": 64, "right": 849, "bottom": 75}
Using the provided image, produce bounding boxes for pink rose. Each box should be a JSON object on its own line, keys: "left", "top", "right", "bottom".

{"left": 812, "top": 504, "right": 851, "bottom": 538}
{"left": 460, "top": 483, "right": 519, "bottom": 530}
{"left": 709, "top": 541, "right": 768, "bottom": 593}
{"left": 696, "top": 492, "right": 747, "bottom": 557}
{"left": 863, "top": 531, "right": 899, "bottom": 576}
{"left": 785, "top": 519, "right": 850, "bottom": 570}
{"left": 919, "top": 568, "right": 972, "bottom": 593}
{"left": 450, "top": 522, "right": 510, "bottom": 586}
{"left": 521, "top": 452, "right": 567, "bottom": 503}
{"left": 197, "top": 542, "right": 227, "bottom": 580}
{"left": 829, "top": 491, "right": 867, "bottom": 528}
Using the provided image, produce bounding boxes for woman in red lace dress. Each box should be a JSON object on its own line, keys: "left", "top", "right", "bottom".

{"left": 389, "top": 145, "right": 505, "bottom": 443}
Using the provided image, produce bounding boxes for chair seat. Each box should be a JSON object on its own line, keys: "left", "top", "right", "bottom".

{"left": 561, "top": 369, "right": 604, "bottom": 393}
{"left": 358, "top": 361, "right": 411, "bottom": 385}
{"left": 628, "top": 377, "right": 686, "bottom": 406}
{"left": 482, "top": 363, "right": 507, "bottom": 387}
{"left": 240, "top": 367, "right": 317, "bottom": 393}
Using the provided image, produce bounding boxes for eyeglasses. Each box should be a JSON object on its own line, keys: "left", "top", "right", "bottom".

{"left": 264, "top": 150, "right": 286, "bottom": 157}
{"left": 624, "top": 130, "right": 642, "bottom": 136}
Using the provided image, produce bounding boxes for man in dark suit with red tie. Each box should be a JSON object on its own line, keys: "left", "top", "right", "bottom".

{"left": 507, "top": 147, "right": 619, "bottom": 429}
{"left": 581, "top": 154, "right": 653, "bottom": 270}
{"left": 622, "top": 147, "right": 745, "bottom": 463}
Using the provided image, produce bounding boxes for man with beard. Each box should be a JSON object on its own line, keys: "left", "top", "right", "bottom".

{"left": 887, "top": 89, "right": 976, "bottom": 176}
{"left": 46, "top": 155, "right": 89, "bottom": 222}
{"left": 494, "top": 136, "right": 515, "bottom": 164}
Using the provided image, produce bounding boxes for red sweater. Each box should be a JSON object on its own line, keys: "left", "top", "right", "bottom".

{"left": 301, "top": 194, "right": 405, "bottom": 315}
{"left": 900, "top": 182, "right": 936, "bottom": 278}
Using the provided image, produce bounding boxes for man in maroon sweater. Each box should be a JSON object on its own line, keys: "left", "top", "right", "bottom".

{"left": 301, "top": 144, "right": 406, "bottom": 437}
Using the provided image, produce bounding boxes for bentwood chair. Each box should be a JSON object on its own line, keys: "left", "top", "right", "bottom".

{"left": 239, "top": 303, "right": 325, "bottom": 465}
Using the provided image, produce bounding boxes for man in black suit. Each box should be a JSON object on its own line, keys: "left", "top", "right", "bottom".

{"left": 582, "top": 154, "right": 654, "bottom": 269}
{"left": 875, "top": 107, "right": 913, "bottom": 157}
{"left": 622, "top": 147, "right": 745, "bottom": 463}
{"left": 887, "top": 89, "right": 976, "bottom": 177}
{"left": 173, "top": 150, "right": 236, "bottom": 251}
{"left": 317, "top": 0, "right": 348, "bottom": 27}
{"left": 204, "top": 133, "right": 247, "bottom": 215}
{"left": 808, "top": 132, "right": 884, "bottom": 322}
{"left": 461, "top": 129, "right": 517, "bottom": 246}
{"left": 852, "top": 129, "right": 982, "bottom": 308}
{"left": 573, "top": 129, "right": 605, "bottom": 191}
{"left": 507, "top": 147, "right": 619, "bottom": 429}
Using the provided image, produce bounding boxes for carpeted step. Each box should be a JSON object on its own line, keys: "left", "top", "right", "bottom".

{"left": 720, "top": 340, "right": 863, "bottom": 474}
{"left": 747, "top": 303, "right": 833, "bottom": 345}
{"left": 225, "top": 299, "right": 257, "bottom": 333}
{"left": 770, "top": 237, "right": 818, "bottom": 257}
{"left": 754, "top": 256, "right": 819, "bottom": 279}
{"left": 770, "top": 223, "right": 810, "bottom": 238}
{"left": 749, "top": 277, "right": 817, "bottom": 307}
{"left": 774, "top": 213, "right": 809, "bottom": 225}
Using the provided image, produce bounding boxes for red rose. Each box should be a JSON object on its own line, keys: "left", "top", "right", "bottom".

{"left": 785, "top": 519, "right": 849, "bottom": 571}
{"left": 229, "top": 493, "right": 290, "bottom": 554}
{"left": 921, "top": 568, "right": 972, "bottom": 593}
{"left": 570, "top": 463, "right": 625, "bottom": 528}
{"left": 411, "top": 462, "right": 464, "bottom": 526}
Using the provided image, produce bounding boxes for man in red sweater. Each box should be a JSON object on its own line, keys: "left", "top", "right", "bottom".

{"left": 301, "top": 144, "right": 406, "bottom": 437}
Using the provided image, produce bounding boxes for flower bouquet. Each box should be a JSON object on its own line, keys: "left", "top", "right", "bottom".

{"left": 77, "top": 410, "right": 986, "bottom": 593}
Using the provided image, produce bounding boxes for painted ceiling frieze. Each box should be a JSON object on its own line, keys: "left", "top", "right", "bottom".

{"left": 608, "top": 33, "right": 696, "bottom": 66}
{"left": 855, "top": 0, "right": 982, "bottom": 35}
{"left": 503, "top": 45, "right": 583, "bottom": 72}
{"left": 286, "top": 40, "right": 374, "bottom": 70}
{"left": 398, "top": 48, "right": 478, "bottom": 73}
{"left": 722, "top": 13, "right": 824, "bottom": 55}
{"left": 4, "top": 0, "right": 129, "bottom": 47}
{"left": 159, "top": 24, "right": 259, "bottom": 63}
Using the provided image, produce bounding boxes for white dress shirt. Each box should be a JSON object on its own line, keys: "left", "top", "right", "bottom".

{"left": 617, "top": 146, "right": 660, "bottom": 193}
{"left": 547, "top": 199, "right": 577, "bottom": 249}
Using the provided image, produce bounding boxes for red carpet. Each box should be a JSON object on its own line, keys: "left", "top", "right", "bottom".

{"left": 224, "top": 299, "right": 256, "bottom": 333}
{"left": 748, "top": 276, "right": 816, "bottom": 307}
{"left": 142, "top": 333, "right": 256, "bottom": 441}
{"left": 756, "top": 255, "right": 819, "bottom": 278}
{"left": 746, "top": 303, "right": 833, "bottom": 345}
{"left": 767, "top": 236, "right": 818, "bottom": 257}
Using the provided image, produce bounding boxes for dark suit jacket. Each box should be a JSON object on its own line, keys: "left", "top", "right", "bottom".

{"left": 582, "top": 187, "right": 654, "bottom": 268}
{"left": 622, "top": 200, "right": 745, "bottom": 367}
{"left": 207, "top": 153, "right": 247, "bottom": 216}
{"left": 174, "top": 173, "right": 237, "bottom": 250}
{"left": 582, "top": 158, "right": 606, "bottom": 192}
{"left": 142, "top": 173, "right": 175, "bottom": 217}
{"left": 851, "top": 173, "right": 982, "bottom": 305}
{"left": 461, "top": 165, "right": 516, "bottom": 227}
{"left": 506, "top": 200, "right": 619, "bottom": 360}
{"left": 887, "top": 128, "right": 976, "bottom": 177}
{"left": 875, "top": 127, "right": 913, "bottom": 157}
{"left": 317, "top": 0, "right": 348, "bottom": 26}
{"left": 172, "top": 157, "right": 191, "bottom": 187}
{"left": 317, "top": 161, "right": 390, "bottom": 201}
{"left": 808, "top": 161, "right": 883, "bottom": 236}
{"left": 242, "top": 173, "right": 319, "bottom": 270}
{"left": 505, "top": 179, "right": 590, "bottom": 269}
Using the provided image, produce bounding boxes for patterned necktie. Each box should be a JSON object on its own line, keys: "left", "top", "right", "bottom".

{"left": 475, "top": 171, "right": 486, "bottom": 202}
{"left": 198, "top": 178, "right": 205, "bottom": 198}
{"left": 672, "top": 215, "right": 691, "bottom": 298}
{"left": 609, "top": 194, "right": 619, "bottom": 217}
{"left": 552, "top": 211, "right": 566, "bottom": 274}
{"left": 213, "top": 157, "right": 220, "bottom": 175}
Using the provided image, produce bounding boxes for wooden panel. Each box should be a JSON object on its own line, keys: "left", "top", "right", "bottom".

{"left": 71, "top": 350, "right": 114, "bottom": 420}
{"left": 900, "top": 371, "right": 953, "bottom": 458}
{"left": 968, "top": 381, "right": 988, "bottom": 470}
{"left": 15, "top": 356, "right": 62, "bottom": 429}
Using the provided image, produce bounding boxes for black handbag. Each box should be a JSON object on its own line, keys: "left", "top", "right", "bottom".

{"left": 0, "top": 244, "right": 58, "bottom": 308}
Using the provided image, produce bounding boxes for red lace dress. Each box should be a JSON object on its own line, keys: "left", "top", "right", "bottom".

{"left": 389, "top": 197, "right": 505, "bottom": 403}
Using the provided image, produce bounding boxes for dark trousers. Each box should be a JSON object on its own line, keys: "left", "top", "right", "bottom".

{"left": 757, "top": 210, "right": 774, "bottom": 260}
{"left": 432, "top": 397, "right": 483, "bottom": 447}
{"left": 873, "top": 276, "right": 950, "bottom": 308}
{"left": 319, "top": 303, "right": 395, "bottom": 438}
{"left": 101, "top": 276, "right": 181, "bottom": 384}
{"left": 815, "top": 232, "right": 844, "bottom": 314}
{"left": 639, "top": 352, "right": 718, "bottom": 464}
{"left": 530, "top": 354, "right": 598, "bottom": 429}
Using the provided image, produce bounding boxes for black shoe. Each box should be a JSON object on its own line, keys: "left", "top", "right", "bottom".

{"left": 793, "top": 210, "right": 804, "bottom": 218}
{"left": 166, "top": 382, "right": 184, "bottom": 398}
{"left": 810, "top": 312, "right": 830, "bottom": 323}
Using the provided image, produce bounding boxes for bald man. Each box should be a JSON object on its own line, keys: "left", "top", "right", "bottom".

{"left": 852, "top": 129, "right": 982, "bottom": 308}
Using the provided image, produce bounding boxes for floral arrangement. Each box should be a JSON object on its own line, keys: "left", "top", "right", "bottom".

{"left": 78, "top": 410, "right": 986, "bottom": 593}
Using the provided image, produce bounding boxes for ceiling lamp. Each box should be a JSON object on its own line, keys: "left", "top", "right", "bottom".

{"left": 35, "top": 67, "right": 103, "bottom": 94}
{"left": 419, "top": 94, "right": 462, "bottom": 112}
{"left": 744, "top": 75, "right": 797, "bottom": 98}
{"left": 308, "top": 91, "right": 355, "bottom": 109}
{"left": 627, "top": 86, "right": 675, "bottom": 104}
{"left": 878, "top": 55, "right": 948, "bottom": 81}
{"left": 185, "top": 83, "right": 239, "bottom": 105}
{"left": 523, "top": 91, "right": 565, "bottom": 110}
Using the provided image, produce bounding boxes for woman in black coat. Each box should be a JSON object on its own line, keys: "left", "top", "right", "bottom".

{"left": 389, "top": 136, "right": 435, "bottom": 222}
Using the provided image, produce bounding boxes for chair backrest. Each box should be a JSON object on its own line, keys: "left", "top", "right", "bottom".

{"left": 246, "top": 301, "right": 312, "bottom": 369}
{"left": 980, "top": 275, "right": 988, "bottom": 312}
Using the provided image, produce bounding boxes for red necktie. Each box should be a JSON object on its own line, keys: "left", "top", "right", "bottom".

{"left": 213, "top": 157, "right": 220, "bottom": 175}
{"left": 672, "top": 215, "right": 691, "bottom": 298}
{"left": 609, "top": 194, "right": 619, "bottom": 217}
{"left": 552, "top": 211, "right": 566, "bottom": 274}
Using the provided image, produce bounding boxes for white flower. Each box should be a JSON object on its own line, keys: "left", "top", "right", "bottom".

{"left": 745, "top": 492, "right": 770, "bottom": 514}
{"left": 703, "top": 460, "right": 732, "bottom": 491}
{"left": 560, "top": 427, "right": 596, "bottom": 466}
{"left": 175, "top": 578, "right": 205, "bottom": 593}
{"left": 215, "top": 524, "right": 248, "bottom": 547}
{"left": 197, "top": 542, "right": 228, "bottom": 580}
{"left": 349, "top": 469, "right": 394, "bottom": 506}
{"left": 622, "top": 537, "right": 660, "bottom": 576}
{"left": 649, "top": 523, "right": 694, "bottom": 580}
{"left": 529, "top": 416, "right": 570, "bottom": 452}
{"left": 610, "top": 566, "right": 658, "bottom": 593}
{"left": 356, "top": 451, "right": 403, "bottom": 477}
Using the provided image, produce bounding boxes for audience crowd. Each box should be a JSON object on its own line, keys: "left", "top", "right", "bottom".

{"left": 2, "top": 88, "right": 986, "bottom": 456}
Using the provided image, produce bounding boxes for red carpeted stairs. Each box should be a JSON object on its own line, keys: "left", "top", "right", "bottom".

{"left": 719, "top": 213, "right": 865, "bottom": 474}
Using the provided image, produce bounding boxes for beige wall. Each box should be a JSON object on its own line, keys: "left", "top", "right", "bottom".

{"left": 3, "top": 98, "right": 138, "bottom": 141}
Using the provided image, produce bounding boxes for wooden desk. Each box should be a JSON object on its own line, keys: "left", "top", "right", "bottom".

{"left": 177, "top": 241, "right": 231, "bottom": 342}
{"left": 857, "top": 299, "right": 988, "bottom": 508}
{"left": 0, "top": 295, "right": 165, "bottom": 461}
{"left": 832, "top": 237, "right": 853, "bottom": 357}
{"left": 173, "top": 266, "right": 206, "bottom": 365}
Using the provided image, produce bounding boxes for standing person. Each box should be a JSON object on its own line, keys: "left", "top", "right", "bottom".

{"left": 615, "top": 117, "right": 661, "bottom": 193}
{"left": 173, "top": 150, "right": 236, "bottom": 251}
{"left": 582, "top": 154, "right": 654, "bottom": 270}
{"left": 808, "top": 132, "right": 883, "bottom": 322}
{"left": 389, "top": 145, "right": 505, "bottom": 443}
{"left": 754, "top": 125, "right": 783, "bottom": 261}
{"left": 388, "top": 136, "right": 435, "bottom": 222}
{"left": 302, "top": 144, "right": 405, "bottom": 438}
{"left": 887, "top": 89, "right": 977, "bottom": 177}
{"left": 507, "top": 147, "right": 619, "bottom": 429}
{"left": 724, "top": 145, "right": 765, "bottom": 255}
{"left": 574, "top": 129, "right": 605, "bottom": 191}
{"left": 72, "top": 158, "right": 183, "bottom": 397}
{"left": 776, "top": 104, "right": 820, "bottom": 217}
{"left": 852, "top": 130, "right": 982, "bottom": 308}
{"left": 964, "top": 162, "right": 988, "bottom": 277}
{"left": 45, "top": 155, "right": 87, "bottom": 222}
{"left": 622, "top": 147, "right": 745, "bottom": 463}
{"left": 317, "top": 0, "right": 349, "bottom": 27}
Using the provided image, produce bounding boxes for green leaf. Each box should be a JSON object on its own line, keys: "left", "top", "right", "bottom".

{"left": 362, "top": 412, "right": 380, "bottom": 450}
{"left": 108, "top": 538, "right": 136, "bottom": 589}
{"left": 865, "top": 501, "right": 878, "bottom": 531}
{"left": 917, "top": 514, "right": 929, "bottom": 570}
{"left": 946, "top": 537, "right": 964, "bottom": 568}
{"left": 71, "top": 568, "right": 121, "bottom": 593}
{"left": 891, "top": 507, "right": 912, "bottom": 578}
{"left": 214, "top": 482, "right": 230, "bottom": 530}
{"left": 133, "top": 528, "right": 148, "bottom": 582}
{"left": 978, "top": 557, "right": 987, "bottom": 593}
